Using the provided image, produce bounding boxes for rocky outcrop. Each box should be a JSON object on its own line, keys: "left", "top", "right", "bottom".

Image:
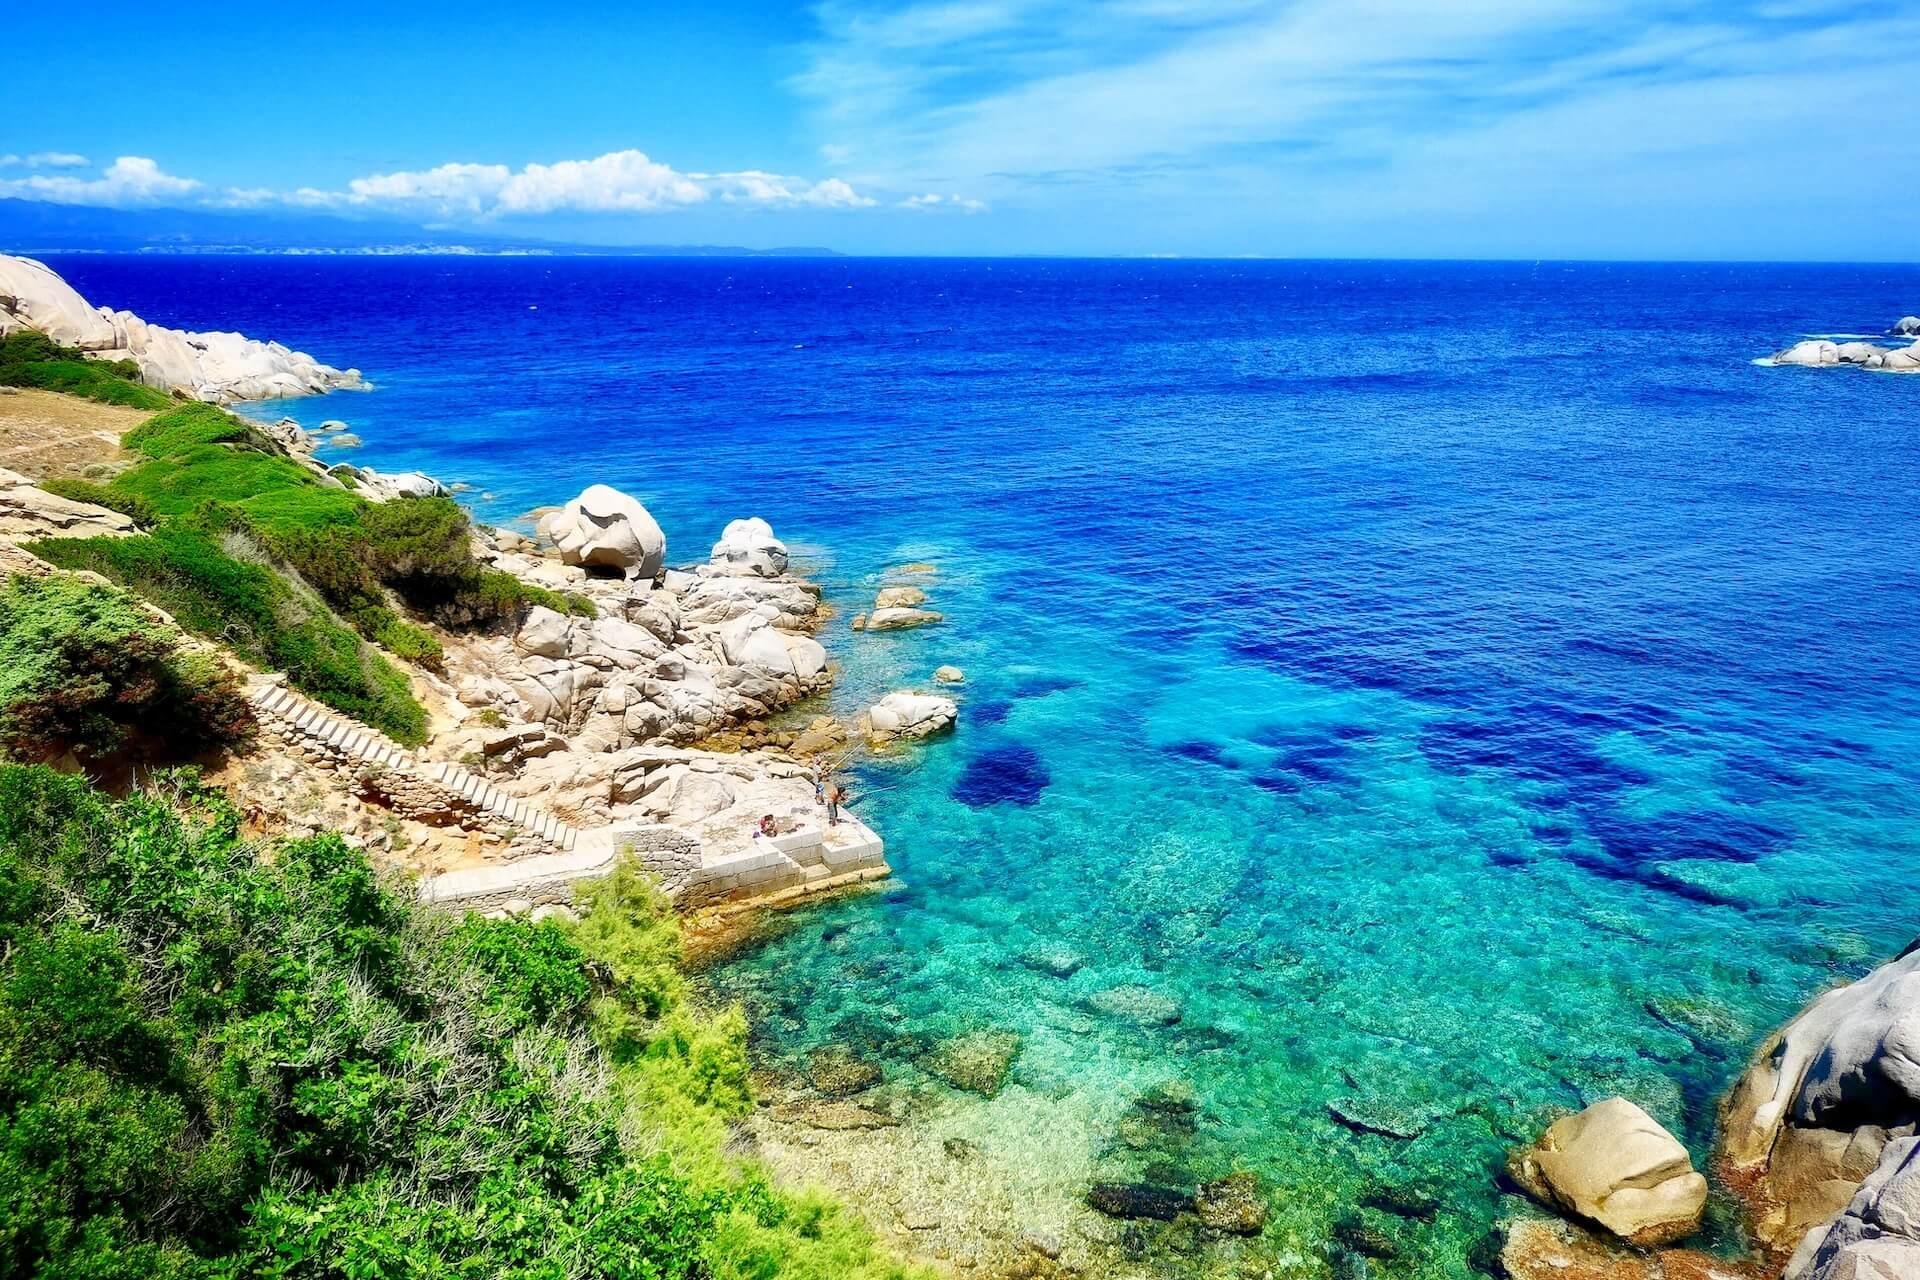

{"left": 537, "top": 484, "right": 667, "bottom": 580}
{"left": 0, "top": 467, "right": 135, "bottom": 540}
{"left": 1509, "top": 1097, "right": 1708, "bottom": 1246}
{"left": 0, "top": 254, "right": 365, "bottom": 402}
{"left": 1719, "top": 946, "right": 1920, "bottom": 1258}
{"left": 1785, "top": 1137, "right": 1920, "bottom": 1280}
{"left": 860, "top": 606, "right": 943, "bottom": 631}
{"left": 708, "top": 516, "right": 788, "bottom": 578}
{"left": 1769, "top": 338, "right": 1920, "bottom": 372}
{"left": 864, "top": 691, "right": 957, "bottom": 742}
{"left": 1891, "top": 317, "right": 1920, "bottom": 337}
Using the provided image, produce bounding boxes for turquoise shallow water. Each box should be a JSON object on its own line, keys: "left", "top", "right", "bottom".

{"left": 46, "top": 254, "right": 1920, "bottom": 1274}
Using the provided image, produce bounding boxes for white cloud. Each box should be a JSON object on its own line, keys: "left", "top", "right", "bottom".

{"left": 0, "top": 155, "right": 200, "bottom": 206}
{"left": 0, "top": 146, "right": 922, "bottom": 222}
{"left": 330, "top": 150, "right": 875, "bottom": 216}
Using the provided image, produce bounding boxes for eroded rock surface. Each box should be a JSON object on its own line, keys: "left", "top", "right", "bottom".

{"left": 1719, "top": 946, "right": 1920, "bottom": 1257}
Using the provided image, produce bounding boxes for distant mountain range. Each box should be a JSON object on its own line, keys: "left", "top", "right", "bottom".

{"left": 0, "top": 199, "right": 840, "bottom": 257}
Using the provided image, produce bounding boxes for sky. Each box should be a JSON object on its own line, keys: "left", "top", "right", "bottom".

{"left": 6, "top": 0, "right": 1917, "bottom": 258}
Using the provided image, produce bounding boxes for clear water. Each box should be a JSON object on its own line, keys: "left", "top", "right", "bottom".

{"left": 49, "top": 255, "right": 1920, "bottom": 1274}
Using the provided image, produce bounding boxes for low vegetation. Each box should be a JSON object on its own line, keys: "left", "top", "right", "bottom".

{"left": 0, "top": 765, "right": 919, "bottom": 1279}
{"left": 0, "top": 573, "right": 253, "bottom": 761}
{"left": 31, "top": 523, "right": 428, "bottom": 746}
{"left": 0, "top": 329, "right": 172, "bottom": 409}
{"left": 27, "top": 396, "right": 590, "bottom": 741}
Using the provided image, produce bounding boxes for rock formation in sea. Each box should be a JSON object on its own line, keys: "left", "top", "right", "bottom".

{"left": 1507, "top": 1097, "right": 1708, "bottom": 1246}
{"left": 0, "top": 253, "right": 366, "bottom": 402}
{"left": 1767, "top": 326, "right": 1920, "bottom": 372}
{"left": 1718, "top": 944, "right": 1920, "bottom": 1266}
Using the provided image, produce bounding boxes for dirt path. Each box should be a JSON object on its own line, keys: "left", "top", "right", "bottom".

{"left": 0, "top": 387, "right": 147, "bottom": 479}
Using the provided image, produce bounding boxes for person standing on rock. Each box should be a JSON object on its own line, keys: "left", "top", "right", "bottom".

{"left": 826, "top": 781, "right": 850, "bottom": 827}
{"left": 812, "top": 757, "right": 829, "bottom": 807}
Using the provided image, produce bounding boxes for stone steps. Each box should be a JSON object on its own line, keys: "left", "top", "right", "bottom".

{"left": 245, "top": 679, "right": 580, "bottom": 852}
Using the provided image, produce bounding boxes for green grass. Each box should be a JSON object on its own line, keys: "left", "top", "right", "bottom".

{"left": 0, "top": 330, "right": 170, "bottom": 409}
{"left": 0, "top": 765, "right": 924, "bottom": 1280}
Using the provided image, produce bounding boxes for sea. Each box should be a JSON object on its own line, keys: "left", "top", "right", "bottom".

{"left": 46, "top": 254, "right": 1920, "bottom": 1275}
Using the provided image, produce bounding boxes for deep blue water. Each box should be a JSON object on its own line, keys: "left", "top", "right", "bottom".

{"left": 48, "top": 255, "right": 1920, "bottom": 1274}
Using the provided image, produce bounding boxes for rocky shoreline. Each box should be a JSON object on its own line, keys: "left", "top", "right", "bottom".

{"left": 1, "top": 253, "right": 365, "bottom": 402}
{"left": 1499, "top": 943, "right": 1920, "bottom": 1280}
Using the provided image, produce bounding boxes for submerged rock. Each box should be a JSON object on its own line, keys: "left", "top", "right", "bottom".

{"left": 1086, "top": 984, "right": 1184, "bottom": 1027}
{"left": 865, "top": 606, "right": 943, "bottom": 631}
{"left": 1326, "top": 1094, "right": 1443, "bottom": 1141}
{"left": 807, "top": 1045, "right": 883, "bottom": 1097}
{"left": 1017, "top": 942, "right": 1086, "bottom": 978}
{"left": 916, "top": 1029, "right": 1022, "bottom": 1097}
{"left": 1508, "top": 1097, "right": 1707, "bottom": 1246}
{"left": 776, "top": 1100, "right": 900, "bottom": 1131}
{"left": 1498, "top": 1217, "right": 1766, "bottom": 1280}
{"left": 874, "top": 585, "right": 927, "bottom": 610}
{"left": 1195, "top": 1173, "right": 1268, "bottom": 1235}
{"left": 1086, "top": 1182, "right": 1191, "bottom": 1222}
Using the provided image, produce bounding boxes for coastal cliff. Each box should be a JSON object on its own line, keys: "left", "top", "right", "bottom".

{"left": 0, "top": 253, "right": 365, "bottom": 402}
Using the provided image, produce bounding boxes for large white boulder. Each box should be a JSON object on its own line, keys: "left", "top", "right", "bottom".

{"left": 866, "top": 691, "right": 958, "bottom": 741}
{"left": 1721, "top": 946, "right": 1920, "bottom": 1254}
{"left": 1507, "top": 1097, "right": 1707, "bottom": 1246}
{"left": 709, "top": 517, "right": 789, "bottom": 578}
{"left": 538, "top": 485, "right": 666, "bottom": 580}
{"left": 1892, "top": 316, "right": 1920, "bottom": 337}
{"left": 0, "top": 255, "right": 120, "bottom": 349}
{"left": 1773, "top": 340, "right": 1842, "bottom": 367}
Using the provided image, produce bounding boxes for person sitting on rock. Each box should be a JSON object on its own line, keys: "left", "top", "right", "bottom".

{"left": 756, "top": 814, "right": 779, "bottom": 838}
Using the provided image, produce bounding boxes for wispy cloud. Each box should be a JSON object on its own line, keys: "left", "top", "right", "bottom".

{"left": 0, "top": 151, "right": 90, "bottom": 169}
{"left": 793, "top": 0, "right": 1920, "bottom": 225}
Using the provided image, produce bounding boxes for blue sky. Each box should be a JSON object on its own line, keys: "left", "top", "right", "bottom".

{"left": 7, "top": 1, "right": 1917, "bottom": 258}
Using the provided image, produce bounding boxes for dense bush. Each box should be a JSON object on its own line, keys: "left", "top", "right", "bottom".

{"left": 0, "top": 765, "right": 920, "bottom": 1280}
{"left": 0, "top": 573, "right": 253, "bottom": 760}
{"left": 29, "top": 526, "right": 427, "bottom": 746}
{"left": 0, "top": 330, "right": 171, "bottom": 409}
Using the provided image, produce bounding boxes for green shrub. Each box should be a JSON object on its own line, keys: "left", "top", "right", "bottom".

{"left": 0, "top": 330, "right": 171, "bottom": 409}
{"left": 0, "top": 572, "right": 254, "bottom": 760}
{"left": 121, "top": 401, "right": 273, "bottom": 459}
{"left": 27, "top": 529, "right": 427, "bottom": 746}
{"left": 36, "top": 475, "right": 159, "bottom": 528}
{"left": 0, "top": 766, "right": 924, "bottom": 1280}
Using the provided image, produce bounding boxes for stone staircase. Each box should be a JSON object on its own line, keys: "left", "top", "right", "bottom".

{"left": 246, "top": 678, "right": 581, "bottom": 851}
